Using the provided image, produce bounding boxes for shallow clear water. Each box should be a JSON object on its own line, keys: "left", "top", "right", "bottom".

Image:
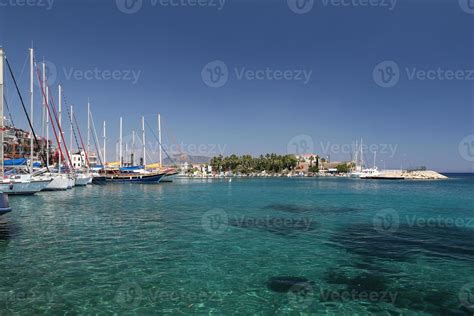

{"left": 0, "top": 175, "right": 473, "bottom": 314}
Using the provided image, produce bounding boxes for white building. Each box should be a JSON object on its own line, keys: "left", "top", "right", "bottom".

{"left": 70, "top": 151, "right": 98, "bottom": 169}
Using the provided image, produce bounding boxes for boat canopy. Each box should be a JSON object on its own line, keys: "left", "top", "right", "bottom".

{"left": 120, "top": 166, "right": 144, "bottom": 172}
{"left": 145, "top": 163, "right": 162, "bottom": 169}
{"left": 5, "top": 158, "right": 27, "bottom": 166}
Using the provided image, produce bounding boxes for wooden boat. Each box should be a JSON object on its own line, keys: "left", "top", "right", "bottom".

{"left": 104, "top": 170, "right": 166, "bottom": 183}
{"left": 160, "top": 168, "right": 178, "bottom": 183}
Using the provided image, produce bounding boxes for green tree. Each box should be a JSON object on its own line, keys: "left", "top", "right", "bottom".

{"left": 336, "top": 163, "right": 350, "bottom": 173}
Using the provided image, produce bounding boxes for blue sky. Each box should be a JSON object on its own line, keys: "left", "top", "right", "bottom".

{"left": 1, "top": 0, "right": 473, "bottom": 172}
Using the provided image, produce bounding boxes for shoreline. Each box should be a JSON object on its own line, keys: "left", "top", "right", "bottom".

{"left": 179, "top": 170, "right": 449, "bottom": 180}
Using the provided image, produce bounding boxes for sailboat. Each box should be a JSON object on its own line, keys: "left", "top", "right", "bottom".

{"left": 41, "top": 65, "right": 69, "bottom": 190}
{"left": 360, "top": 151, "right": 381, "bottom": 179}
{"left": 156, "top": 114, "right": 178, "bottom": 182}
{"left": 349, "top": 140, "right": 380, "bottom": 178}
{"left": 67, "top": 102, "right": 92, "bottom": 186}
{"left": 101, "top": 116, "right": 166, "bottom": 183}
{"left": 349, "top": 140, "right": 364, "bottom": 178}
{"left": 0, "top": 47, "right": 51, "bottom": 194}
{"left": 32, "top": 59, "right": 71, "bottom": 191}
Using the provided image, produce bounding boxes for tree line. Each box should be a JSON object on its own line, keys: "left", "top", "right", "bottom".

{"left": 210, "top": 154, "right": 299, "bottom": 173}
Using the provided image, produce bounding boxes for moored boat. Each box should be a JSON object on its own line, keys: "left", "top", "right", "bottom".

{"left": 44, "top": 173, "right": 69, "bottom": 191}
{"left": 67, "top": 175, "right": 75, "bottom": 189}
{"left": 160, "top": 169, "right": 178, "bottom": 183}
{"left": 105, "top": 171, "right": 166, "bottom": 183}
{"left": 0, "top": 174, "right": 51, "bottom": 195}
{"left": 75, "top": 173, "right": 92, "bottom": 186}
{"left": 92, "top": 175, "right": 107, "bottom": 185}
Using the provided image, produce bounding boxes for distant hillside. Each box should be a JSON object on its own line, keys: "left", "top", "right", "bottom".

{"left": 163, "top": 153, "right": 211, "bottom": 165}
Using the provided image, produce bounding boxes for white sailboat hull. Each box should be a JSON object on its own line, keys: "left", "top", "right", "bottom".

{"left": 67, "top": 176, "right": 75, "bottom": 189}
{"left": 75, "top": 174, "right": 92, "bottom": 186}
{"left": 0, "top": 179, "right": 51, "bottom": 195}
{"left": 44, "top": 174, "right": 69, "bottom": 191}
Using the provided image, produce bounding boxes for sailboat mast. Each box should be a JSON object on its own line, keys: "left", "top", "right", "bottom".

{"left": 29, "top": 47, "right": 34, "bottom": 165}
{"left": 70, "top": 105, "right": 73, "bottom": 159}
{"left": 374, "top": 151, "right": 377, "bottom": 169}
{"left": 142, "top": 116, "right": 146, "bottom": 167}
{"left": 158, "top": 114, "right": 162, "bottom": 166}
{"left": 41, "top": 60, "right": 45, "bottom": 138}
{"left": 87, "top": 100, "right": 90, "bottom": 156}
{"left": 44, "top": 63, "right": 49, "bottom": 168}
{"left": 58, "top": 84, "right": 62, "bottom": 175}
{"left": 103, "top": 121, "right": 106, "bottom": 166}
{"left": 132, "top": 130, "right": 135, "bottom": 165}
{"left": 0, "top": 48, "right": 4, "bottom": 179}
{"left": 119, "top": 117, "right": 123, "bottom": 167}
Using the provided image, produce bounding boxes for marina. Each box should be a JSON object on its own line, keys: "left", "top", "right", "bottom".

{"left": 0, "top": 46, "right": 176, "bottom": 197}
{"left": 1, "top": 1, "right": 473, "bottom": 314}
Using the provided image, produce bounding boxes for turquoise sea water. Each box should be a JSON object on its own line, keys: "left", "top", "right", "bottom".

{"left": 0, "top": 175, "right": 473, "bottom": 315}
